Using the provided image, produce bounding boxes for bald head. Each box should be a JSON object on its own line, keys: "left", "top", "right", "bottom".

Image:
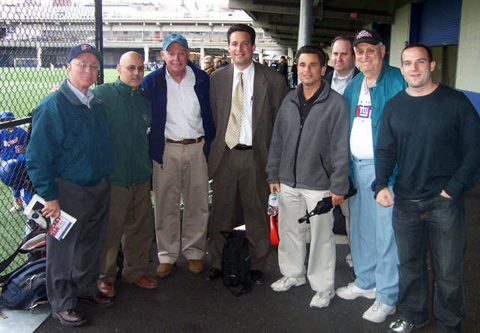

{"left": 117, "top": 51, "right": 145, "bottom": 89}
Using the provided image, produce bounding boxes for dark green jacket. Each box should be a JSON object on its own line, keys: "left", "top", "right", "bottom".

{"left": 94, "top": 78, "right": 152, "bottom": 186}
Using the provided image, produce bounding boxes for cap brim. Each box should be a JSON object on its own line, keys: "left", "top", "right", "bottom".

{"left": 75, "top": 49, "right": 103, "bottom": 62}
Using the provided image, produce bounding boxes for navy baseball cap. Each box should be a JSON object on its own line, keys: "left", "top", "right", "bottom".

{"left": 0, "top": 111, "right": 15, "bottom": 120}
{"left": 67, "top": 44, "right": 102, "bottom": 63}
{"left": 163, "top": 34, "right": 188, "bottom": 50}
{"left": 353, "top": 29, "right": 383, "bottom": 47}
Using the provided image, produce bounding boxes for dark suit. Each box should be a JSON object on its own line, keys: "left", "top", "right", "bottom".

{"left": 323, "top": 67, "right": 360, "bottom": 86}
{"left": 208, "top": 62, "right": 287, "bottom": 270}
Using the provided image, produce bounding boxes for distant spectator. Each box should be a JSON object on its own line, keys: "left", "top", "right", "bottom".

{"left": 203, "top": 55, "right": 215, "bottom": 75}
{"left": 270, "top": 60, "right": 278, "bottom": 70}
{"left": 214, "top": 58, "right": 222, "bottom": 69}
{"left": 291, "top": 59, "right": 298, "bottom": 88}
{"left": 324, "top": 53, "right": 334, "bottom": 77}
{"left": 277, "top": 56, "right": 288, "bottom": 86}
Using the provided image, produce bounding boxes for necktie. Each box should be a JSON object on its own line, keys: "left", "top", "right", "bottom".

{"left": 225, "top": 72, "right": 244, "bottom": 149}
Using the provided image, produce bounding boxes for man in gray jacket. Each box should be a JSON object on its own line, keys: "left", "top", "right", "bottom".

{"left": 266, "top": 45, "right": 350, "bottom": 309}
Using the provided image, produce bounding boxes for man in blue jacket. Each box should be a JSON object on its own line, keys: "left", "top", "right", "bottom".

{"left": 142, "top": 34, "right": 215, "bottom": 278}
{"left": 26, "top": 44, "right": 113, "bottom": 327}
{"left": 336, "top": 29, "right": 406, "bottom": 324}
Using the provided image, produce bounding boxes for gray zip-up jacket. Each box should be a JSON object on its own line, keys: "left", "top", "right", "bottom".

{"left": 266, "top": 80, "right": 350, "bottom": 195}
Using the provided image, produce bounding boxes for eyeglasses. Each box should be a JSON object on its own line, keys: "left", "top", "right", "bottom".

{"left": 123, "top": 65, "right": 145, "bottom": 72}
{"left": 71, "top": 61, "right": 100, "bottom": 71}
{"left": 354, "top": 46, "right": 381, "bottom": 57}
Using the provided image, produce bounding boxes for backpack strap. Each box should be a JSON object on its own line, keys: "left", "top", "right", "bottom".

{"left": 0, "top": 230, "right": 46, "bottom": 283}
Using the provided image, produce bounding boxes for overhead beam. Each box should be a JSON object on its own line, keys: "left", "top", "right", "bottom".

{"left": 230, "top": 0, "right": 394, "bottom": 23}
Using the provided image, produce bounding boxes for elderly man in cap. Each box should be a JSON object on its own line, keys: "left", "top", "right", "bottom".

{"left": 335, "top": 29, "right": 406, "bottom": 324}
{"left": 142, "top": 34, "right": 215, "bottom": 278}
{"left": 26, "top": 44, "right": 114, "bottom": 326}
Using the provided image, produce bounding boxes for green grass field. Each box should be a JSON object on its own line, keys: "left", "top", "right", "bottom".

{"left": 0, "top": 67, "right": 120, "bottom": 272}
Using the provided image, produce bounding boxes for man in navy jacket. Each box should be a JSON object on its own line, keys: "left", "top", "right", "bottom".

{"left": 142, "top": 34, "right": 215, "bottom": 278}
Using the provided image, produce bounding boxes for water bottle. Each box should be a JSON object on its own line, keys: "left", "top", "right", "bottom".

{"left": 267, "top": 186, "right": 279, "bottom": 216}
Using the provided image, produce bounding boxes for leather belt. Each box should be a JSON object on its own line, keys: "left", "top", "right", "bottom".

{"left": 166, "top": 136, "right": 204, "bottom": 145}
{"left": 234, "top": 144, "right": 252, "bottom": 150}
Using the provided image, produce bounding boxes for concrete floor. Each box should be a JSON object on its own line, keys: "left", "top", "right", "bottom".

{"left": 27, "top": 193, "right": 480, "bottom": 333}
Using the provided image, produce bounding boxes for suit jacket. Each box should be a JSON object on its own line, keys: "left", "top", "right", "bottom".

{"left": 208, "top": 62, "right": 287, "bottom": 180}
{"left": 323, "top": 67, "right": 360, "bottom": 86}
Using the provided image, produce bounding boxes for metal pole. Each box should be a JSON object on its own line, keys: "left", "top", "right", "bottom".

{"left": 95, "top": 0, "right": 104, "bottom": 84}
{"left": 297, "top": 0, "right": 313, "bottom": 50}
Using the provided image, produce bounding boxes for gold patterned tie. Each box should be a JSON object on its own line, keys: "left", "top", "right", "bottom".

{"left": 225, "top": 72, "right": 244, "bottom": 149}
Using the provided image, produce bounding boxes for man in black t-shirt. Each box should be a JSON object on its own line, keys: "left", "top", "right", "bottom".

{"left": 375, "top": 44, "right": 480, "bottom": 333}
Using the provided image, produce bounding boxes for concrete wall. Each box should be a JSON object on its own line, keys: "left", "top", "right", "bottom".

{"left": 390, "top": 4, "right": 411, "bottom": 68}
{"left": 456, "top": 0, "right": 480, "bottom": 93}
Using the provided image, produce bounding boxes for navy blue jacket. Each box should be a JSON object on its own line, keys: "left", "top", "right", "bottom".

{"left": 141, "top": 61, "right": 215, "bottom": 164}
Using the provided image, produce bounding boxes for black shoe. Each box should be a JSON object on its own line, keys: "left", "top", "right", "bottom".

{"left": 52, "top": 309, "right": 87, "bottom": 327}
{"left": 205, "top": 267, "right": 221, "bottom": 281}
{"left": 78, "top": 292, "right": 114, "bottom": 308}
{"left": 349, "top": 266, "right": 356, "bottom": 282}
{"left": 250, "top": 270, "right": 264, "bottom": 285}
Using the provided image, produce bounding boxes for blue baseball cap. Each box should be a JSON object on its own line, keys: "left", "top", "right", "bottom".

{"left": 67, "top": 44, "right": 102, "bottom": 63}
{"left": 0, "top": 111, "right": 15, "bottom": 121}
{"left": 163, "top": 34, "right": 188, "bottom": 50}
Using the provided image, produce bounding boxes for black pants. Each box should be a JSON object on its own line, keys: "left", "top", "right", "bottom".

{"left": 46, "top": 177, "right": 110, "bottom": 312}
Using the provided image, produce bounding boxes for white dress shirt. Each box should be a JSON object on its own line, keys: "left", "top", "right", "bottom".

{"left": 232, "top": 62, "right": 255, "bottom": 146}
{"left": 165, "top": 66, "right": 204, "bottom": 141}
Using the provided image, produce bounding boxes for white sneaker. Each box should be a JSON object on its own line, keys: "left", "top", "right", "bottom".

{"left": 362, "top": 301, "right": 396, "bottom": 323}
{"left": 309, "top": 290, "right": 335, "bottom": 309}
{"left": 9, "top": 204, "right": 22, "bottom": 213}
{"left": 336, "top": 282, "right": 376, "bottom": 300}
{"left": 271, "top": 276, "right": 306, "bottom": 292}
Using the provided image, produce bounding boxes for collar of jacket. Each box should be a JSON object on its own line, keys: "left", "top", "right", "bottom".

{"left": 157, "top": 60, "right": 205, "bottom": 90}
{"left": 59, "top": 79, "right": 101, "bottom": 107}
{"left": 114, "top": 77, "right": 147, "bottom": 96}
{"left": 291, "top": 79, "right": 332, "bottom": 107}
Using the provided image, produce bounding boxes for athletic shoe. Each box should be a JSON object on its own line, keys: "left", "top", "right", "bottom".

{"left": 271, "top": 276, "right": 306, "bottom": 292}
{"left": 9, "top": 204, "right": 22, "bottom": 213}
{"left": 336, "top": 282, "right": 376, "bottom": 300}
{"left": 309, "top": 290, "right": 335, "bottom": 309}
{"left": 362, "top": 300, "right": 396, "bottom": 323}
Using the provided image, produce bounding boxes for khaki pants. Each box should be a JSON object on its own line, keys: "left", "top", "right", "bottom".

{"left": 99, "top": 180, "right": 153, "bottom": 282}
{"left": 277, "top": 184, "right": 335, "bottom": 293}
{"left": 153, "top": 141, "right": 209, "bottom": 263}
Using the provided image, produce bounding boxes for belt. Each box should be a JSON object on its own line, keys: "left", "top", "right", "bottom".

{"left": 166, "top": 136, "right": 204, "bottom": 145}
{"left": 233, "top": 144, "right": 252, "bottom": 150}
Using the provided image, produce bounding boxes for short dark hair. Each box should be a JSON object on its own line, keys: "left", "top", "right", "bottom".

{"left": 401, "top": 43, "right": 433, "bottom": 63}
{"left": 331, "top": 36, "right": 354, "bottom": 55}
{"left": 227, "top": 24, "right": 256, "bottom": 45}
{"left": 295, "top": 45, "right": 326, "bottom": 67}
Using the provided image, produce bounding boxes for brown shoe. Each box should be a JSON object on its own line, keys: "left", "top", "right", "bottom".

{"left": 188, "top": 260, "right": 203, "bottom": 274}
{"left": 123, "top": 275, "right": 158, "bottom": 289}
{"left": 97, "top": 281, "right": 115, "bottom": 297}
{"left": 156, "top": 263, "right": 173, "bottom": 278}
{"left": 52, "top": 309, "right": 87, "bottom": 327}
{"left": 78, "top": 292, "right": 114, "bottom": 308}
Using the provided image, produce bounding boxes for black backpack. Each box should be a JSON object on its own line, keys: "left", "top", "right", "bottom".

{"left": 221, "top": 230, "right": 253, "bottom": 297}
{"left": 0, "top": 230, "right": 47, "bottom": 312}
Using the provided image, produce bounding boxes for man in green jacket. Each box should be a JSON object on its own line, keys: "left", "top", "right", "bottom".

{"left": 94, "top": 51, "right": 157, "bottom": 297}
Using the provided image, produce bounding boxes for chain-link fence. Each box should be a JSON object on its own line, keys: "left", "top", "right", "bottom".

{"left": 0, "top": 0, "right": 99, "bottom": 274}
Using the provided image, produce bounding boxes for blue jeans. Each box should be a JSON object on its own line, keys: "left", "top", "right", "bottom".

{"left": 350, "top": 158, "right": 399, "bottom": 305}
{"left": 393, "top": 195, "right": 466, "bottom": 332}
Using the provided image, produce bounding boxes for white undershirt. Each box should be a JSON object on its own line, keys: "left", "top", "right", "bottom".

{"left": 232, "top": 62, "right": 255, "bottom": 146}
{"left": 164, "top": 66, "right": 204, "bottom": 141}
{"left": 350, "top": 78, "right": 374, "bottom": 159}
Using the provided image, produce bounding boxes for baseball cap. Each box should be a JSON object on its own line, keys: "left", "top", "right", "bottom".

{"left": 353, "top": 29, "right": 383, "bottom": 47}
{"left": 163, "top": 34, "right": 188, "bottom": 50}
{"left": 0, "top": 111, "right": 15, "bottom": 121}
{"left": 67, "top": 44, "right": 102, "bottom": 63}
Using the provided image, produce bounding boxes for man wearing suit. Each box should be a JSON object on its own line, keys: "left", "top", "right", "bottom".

{"left": 207, "top": 24, "right": 287, "bottom": 284}
{"left": 323, "top": 36, "right": 360, "bottom": 282}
